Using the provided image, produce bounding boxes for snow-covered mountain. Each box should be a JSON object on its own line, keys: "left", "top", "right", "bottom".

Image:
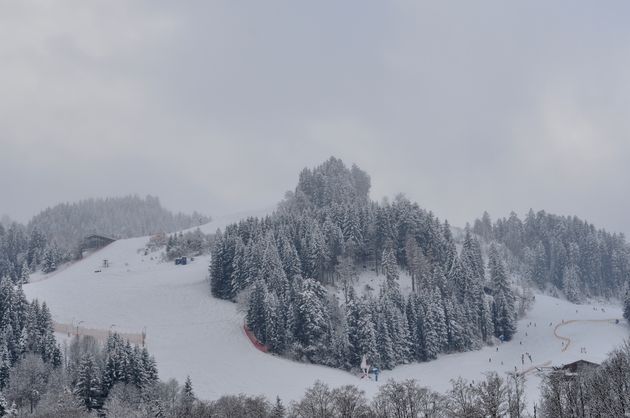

{"left": 23, "top": 216, "right": 628, "bottom": 412}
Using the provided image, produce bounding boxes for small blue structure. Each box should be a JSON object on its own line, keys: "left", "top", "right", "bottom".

{"left": 175, "top": 256, "right": 188, "bottom": 265}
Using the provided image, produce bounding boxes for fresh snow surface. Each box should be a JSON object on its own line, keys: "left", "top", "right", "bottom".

{"left": 24, "top": 222, "right": 628, "bottom": 412}
{"left": 381, "top": 294, "right": 627, "bottom": 410}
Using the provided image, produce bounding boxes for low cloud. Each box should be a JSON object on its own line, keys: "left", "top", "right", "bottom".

{"left": 1, "top": 1, "right": 629, "bottom": 235}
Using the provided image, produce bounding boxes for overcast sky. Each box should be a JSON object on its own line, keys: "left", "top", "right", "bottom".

{"left": 1, "top": 1, "right": 630, "bottom": 235}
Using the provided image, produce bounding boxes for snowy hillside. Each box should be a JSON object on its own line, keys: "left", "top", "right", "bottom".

{"left": 24, "top": 215, "right": 377, "bottom": 402}
{"left": 24, "top": 219, "right": 629, "bottom": 411}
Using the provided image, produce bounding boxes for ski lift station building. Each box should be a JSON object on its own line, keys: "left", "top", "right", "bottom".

{"left": 81, "top": 234, "right": 117, "bottom": 252}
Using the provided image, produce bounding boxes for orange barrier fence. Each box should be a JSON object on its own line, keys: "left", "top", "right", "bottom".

{"left": 54, "top": 322, "right": 145, "bottom": 346}
{"left": 243, "top": 324, "right": 269, "bottom": 353}
{"left": 553, "top": 318, "right": 620, "bottom": 352}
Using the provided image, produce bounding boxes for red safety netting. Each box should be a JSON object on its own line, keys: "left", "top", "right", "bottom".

{"left": 243, "top": 324, "right": 269, "bottom": 353}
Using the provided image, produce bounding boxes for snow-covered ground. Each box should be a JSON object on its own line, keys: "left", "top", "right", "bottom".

{"left": 330, "top": 268, "right": 415, "bottom": 302}
{"left": 24, "top": 220, "right": 629, "bottom": 412}
{"left": 379, "top": 294, "right": 627, "bottom": 410}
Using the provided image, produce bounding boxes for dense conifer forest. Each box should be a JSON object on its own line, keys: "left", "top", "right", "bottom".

{"left": 0, "top": 277, "right": 189, "bottom": 416}
{"left": 1, "top": 158, "right": 628, "bottom": 416}
{"left": 473, "top": 210, "right": 630, "bottom": 302}
{"left": 0, "top": 195, "right": 208, "bottom": 283}
{"left": 210, "top": 157, "right": 630, "bottom": 372}
{"left": 28, "top": 195, "right": 209, "bottom": 252}
{"left": 210, "top": 158, "right": 520, "bottom": 370}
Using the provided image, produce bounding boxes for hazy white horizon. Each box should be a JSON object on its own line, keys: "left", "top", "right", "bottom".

{"left": 2, "top": 1, "right": 630, "bottom": 235}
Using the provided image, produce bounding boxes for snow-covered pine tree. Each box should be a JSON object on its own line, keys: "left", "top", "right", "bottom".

{"left": 387, "top": 299, "right": 412, "bottom": 365}
{"left": 405, "top": 236, "right": 425, "bottom": 292}
{"left": 245, "top": 238, "right": 263, "bottom": 286}
{"left": 449, "top": 256, "right": 471, "bottom": 304}
{"left": 443, "top": 296, "right": 469, "bottom": 352}
{"left": 278, "top": 234, "right": 302, "bottom": 281}
{"left": 342, "top": 206, "right": 362, "bottom": 250}
{"left": 488, "top": 244, "right": 516, "bottom": 341}
{"left": 0, "top": 392, "right": 6, "bottom": 416}
{"left": 128, "top": 345, "right": 147, "bottom": 389}
{"left": 141, "top": 347, "right": 159, "bottom": 384}
{"left": 374, "top": 311, "right": 395, "bottom": 369}
{"left": 210, "top": 231, "right": 233, "bottom": 299}
{"left": 479, "top": 294, "right": 494, "bottom": 344}
{"left": 180, "top": 375, "right": 195, "bottom": 414}
{"left": 335, "top": 255, "right": 357, "bottom": 304}
{"left": 330, "top": 313, "right": 351, "bottom": 369}
{"left": 524, "top": 241, "right": 547, "bottom": 287}
{"left": 259, "top": 233, "right": 289, "bottom": 296}
{"left": 265, "top": 292, "right": 287, "bottom": 353}
{"left": 405, "top": 294, "right": 421, "bottom": 361}
{"left": 292, "top": 279, "right": 331, "bottom": 362}
{"left": 246, "top": 279, "right": 269, "bottom": 345}
{"left": 41, "top": 245, "right": 58, "bottom": 274}
{"left": 75, "top": 353, "right": 101, "bottom": 411}
{"left": 183, "top": 375, "right": 194, "bottom": 400}
{"left": 461, "top": 228, "right": 484, "bottom": 281}
{"left": 440, "top": 220, "right": 457, "bottom": 272}
{"left": 421, "top": 287, "right": 448, "bottom": 359}
{"left": 102, "top": 354, "right": 119, "bottom": 395}
{"left": 271, "top": 396, "right": 286, "bottom": 418}
{"left": 119, "top": 340, "right": 133, "bottom": 384}
{"left": 12, "top": 283, "right": 29, "bottom": 334}
{"left": 0, "top": 340, "right": 10, "bottom": 390}
{"left": 473, "top": 211, "right": 494, "bottom": 241}
{"left": 562, "top": 264, "right": 581, "bottom": 303}
{"left": 19, "top": 262, "right": 30, "bottom": 285}
{"left": 230, "top": 238, "right": 248, "bottom": 294}
{"left": 458, "top": 262, "right": 486, "bottom": 346}
{"left": 346, "top": 289, "right": 377, "bottom": 368}
{"left": 381, "top": 245, "right": 399, "bottom": 290}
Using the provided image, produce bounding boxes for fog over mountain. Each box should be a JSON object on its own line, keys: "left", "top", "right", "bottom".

{"left": 2, "top": 1, "right": 630, "bottom": 235}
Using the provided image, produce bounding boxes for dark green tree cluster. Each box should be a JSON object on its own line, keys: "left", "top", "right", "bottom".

{"left": 26, "top": 195, "right": 209, "bottom": 255}
{"left": 0, "top": 278, "right": 61, "bottom": 391}
{"left": 474, "top": 210, "right": 630, "bottom": 302}
{"left": 0, "top": 223, "right": 50, "bottom": 283}
{"left": 211, "top": 158, "right": 517, "bottom": 371}
{"left": 0, "top": 278, "right": 161, "bottom": 415}
{"left": 71, "top": 333, "right": 159, "bottom": 411}
{"left": 0, "top": 331, "right": 182, "bottom": 416}
{"left": 488, "top": 245, "right": 517, "bottom": 341}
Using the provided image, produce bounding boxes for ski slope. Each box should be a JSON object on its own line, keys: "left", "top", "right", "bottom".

{"left": 23, "top": 221, "right": 629, "bottom": 411}
{"left": 24, "top": 216, "right": 379, "bottom": 402}
{"left": 375, "top": 294, "right": 627, "bottom": 409}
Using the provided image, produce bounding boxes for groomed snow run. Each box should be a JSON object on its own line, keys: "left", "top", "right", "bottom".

{"left": 24, "top": 219, "right": 629, "bottom": 412}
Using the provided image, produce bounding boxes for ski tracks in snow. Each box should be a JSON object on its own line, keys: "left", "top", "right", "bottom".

{"left": 553, "top": 318, "right": 621, "bottom": 353}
